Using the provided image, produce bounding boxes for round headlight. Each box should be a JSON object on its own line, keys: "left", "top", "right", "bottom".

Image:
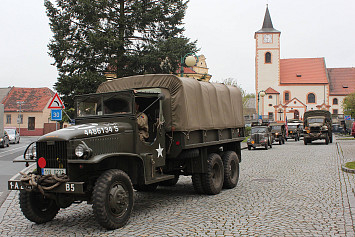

{"left": 75, "top": 145, "right": 85, "bottom": 158}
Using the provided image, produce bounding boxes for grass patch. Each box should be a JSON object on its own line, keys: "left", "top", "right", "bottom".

{"left": 345, "top": 162, "right": 355, "bottom": 169}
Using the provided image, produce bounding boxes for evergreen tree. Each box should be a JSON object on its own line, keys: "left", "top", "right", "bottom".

{"left": 45, "top": 0, "right": 197, "bottom": 110}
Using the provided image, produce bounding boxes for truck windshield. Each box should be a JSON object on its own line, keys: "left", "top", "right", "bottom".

{"left": 308, "top": 118, "right": 324, "bottom": 123}
{"left": 76, "top": 93, "right": 133, "bottom": 117}
{"left": 251, "top": 127, "right": 267, "bottom": 133}
{"left": 272, "top": 125, "right": 281, "bottom": 131}
{"left": 288, "top": 125, "right": 297, "bottom": 129}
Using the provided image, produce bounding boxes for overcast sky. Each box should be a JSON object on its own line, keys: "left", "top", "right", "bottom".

{"left": 1, "top": 0, "right": 354, "bottom": 93}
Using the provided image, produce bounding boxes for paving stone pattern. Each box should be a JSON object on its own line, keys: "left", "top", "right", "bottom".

{"left": 0, "top": 138, "right": 354, "bottom": 236}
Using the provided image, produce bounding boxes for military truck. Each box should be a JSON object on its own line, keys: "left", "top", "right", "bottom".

{"left": 303, "top": 110, "right": 332, "bottom": 145}
{"left": 247, "top": 122, "right": 273, "bottom": 150}
{"left": 269, "top": 122, "right": 286, "bottom": 145}
{"left": 8, "top": 74, "right": 245, "bottom": 229}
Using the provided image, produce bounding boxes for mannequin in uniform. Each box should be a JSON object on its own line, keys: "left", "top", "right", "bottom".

{"left": 136, "top": 103, "right": 149, "bottom": 142}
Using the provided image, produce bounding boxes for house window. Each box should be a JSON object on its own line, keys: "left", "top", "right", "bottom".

{"left": 265, "top": 52, "right": 271, "bottom": 63}
{"left": 333, "top": 109, "right": 338, "bottom": 114}
{"left": 6, "top": 115, "right": 11, "bottom": 124}
{"left": 268, "top": 95, "right": 272, "bottom": 99}
{"left": 17, "top": 114, "right": 23, "bottom": 124}
{"left": 269, "top": 104, "right": 273, "bottom": 106}
{"left": 28, "top": 117, "right": 35, "bottom": 131}
{"left": 333, "top": 98, "right": 338, "bottom": 105}
{"left": 268, "top": 112, "right": 274, "bottom": 120}
{"left": 284, "top": 91, "right": 290, "bottom": 103}
{"left": 307, "top": 93, "right": 315, "bottom": 103}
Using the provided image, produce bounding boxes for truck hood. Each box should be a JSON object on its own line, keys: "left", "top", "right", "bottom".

{"left": 38, "top": 122, "right": 133, "bottom": 142}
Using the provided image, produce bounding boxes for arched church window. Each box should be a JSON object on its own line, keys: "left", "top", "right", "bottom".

{"left": 284, "top": 91, "right": 290, "bottom": 103}
{"left": 307, "top": 93, "right": 316, "bottom": 103}
{"left": 265, "top": 52, "right": 271, "bottom": 63}
{"left": 333, "top": 98, "right": 338, "bottom": 105}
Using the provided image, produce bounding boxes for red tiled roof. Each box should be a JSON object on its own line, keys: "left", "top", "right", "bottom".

{"left": 176, "top": 66, "right": 196, "bottom": 74}
{"left": 3, "top": 87, "right": 55, "bottom": 112}
{"left": 280, "top": 58, "right": 328, "bottom": 84}
{"left": 328, "top": 68, "right": 355, "bottom": 95}
{"left": 265, "top": 87, "right": 279, "bottom": 94}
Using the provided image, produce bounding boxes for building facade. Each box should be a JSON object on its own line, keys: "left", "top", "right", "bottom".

{"left": 255, "top": 6, "right": 355, "bottom": 122}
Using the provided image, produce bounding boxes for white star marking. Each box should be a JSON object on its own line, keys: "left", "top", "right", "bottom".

{"left": 156, "top": 144, "right": 164, "bottom": 158}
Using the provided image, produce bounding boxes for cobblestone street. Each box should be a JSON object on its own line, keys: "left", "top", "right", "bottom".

{"left": 0, "top": 137, "right": 354, "bottom": 236}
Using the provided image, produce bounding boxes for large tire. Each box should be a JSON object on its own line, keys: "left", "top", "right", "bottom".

{"left": 269, "top": 141, "right": 272, "bottom": 148}
{"left": 19, "top": 190, "right": 59, "bottom": 224}
{"left": 329, "top": 134, "right": 333, "bottom": 143}
{"left": 247, "top": 145, "right": 251, "bottom": 150}
{"left": 282, "top": 138, "right": 285, "bottom": 144}
{"left": 192, "top": 173, "right": 204, "bottom": 194}
{"left": 264, "top": 143, "right": 268, "bottom": 150}
{"left": 304, "top": 138, "right": 308, "bottom": 145}
{"left": 221, "top": 151, "right": 240, "bottom": 189}
{"left": 92, "top": 169, "right": 134, "bottom": 230}
{"left": 201, "top": 153, "right": 224, "bottom": 195}
{"left": 279, "top": 139, "right": 282, "bottom": 145}
{"left": 133, "top": 183, "right": 158, "bottom": 192}
{"left": 159, "top": 174, "right": 179, "bottom": 186}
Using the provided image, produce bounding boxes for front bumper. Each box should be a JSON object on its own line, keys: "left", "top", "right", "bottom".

{"left": 8, "top": 164, "right": 85, "bottom": 194}
{"left": 304, "top": 132, "right": 327, "bottom": 140}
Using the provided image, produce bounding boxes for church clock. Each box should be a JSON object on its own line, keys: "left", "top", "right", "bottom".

{"left": 263, "top": 34, "right": 272, "bottom": 43}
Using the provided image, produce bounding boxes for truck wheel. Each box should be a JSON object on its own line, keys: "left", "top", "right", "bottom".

{"left": 201, "top": 153, "right": 224, "bottom": 195}
{"left": 19, "top": 190, "right": 59, "bottom": 224}
{"left": 221, "top": 151, "right": 239, "bottom": 189}
{"left": 329, "top": 134, "right": 333, "bottom": 143}
{"left": 279, "top": 139, "right": 282, "bottom": 145}
{"left": 304, "top": 138, "right": 308, "bottom": 145}
{"left": 247, "top": 145, "right": 251, "bottom": 150}
{"left": 92, "top": 169, "right": 134, "bottom": 230}
{"left": 192, "top": 173, "right": 205, "bottom": 194}
{"left": 264, "top": 143, "right": 268, "bottom": 150}
{"left": 325, "top": 134, "right": 329, "bottom": 145}
{"left": 159, "top": 174, "right": 179, "bottom": 186}
{"left": 269, "top": 141, "right": 272, "bottom": 148}
{"left": 282, "top": 138, "right": 285, "bottom": 144}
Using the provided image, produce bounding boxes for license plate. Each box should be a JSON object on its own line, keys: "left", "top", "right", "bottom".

{"left": 42, "top": 168, "right": 66, "bottom": 175}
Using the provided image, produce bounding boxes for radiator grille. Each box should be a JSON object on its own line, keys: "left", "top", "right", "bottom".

{"left": 36, "top": 141, "right": 68, "bottom": 169}
{"left": 310, "top": 127, "right": 321, "bottom": 133}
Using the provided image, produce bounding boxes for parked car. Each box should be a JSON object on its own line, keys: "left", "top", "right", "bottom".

{"left": 352, "top": 122, "right": 355, "bottom": 138}
{"left": 0, "top": 131, "right": 10, "bottom": 148}
{"left": 4, "top": 128, "right": 20, "bottom": 144}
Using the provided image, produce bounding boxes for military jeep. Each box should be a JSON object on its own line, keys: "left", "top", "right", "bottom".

{"left": 287, "top": 123, "right": 301, "bottom": 141}
{"left": 269, "top": 122, "right": 286, "bottom": 145}
{"left": 247, "top": 122, "right": 273, "bottom": 150}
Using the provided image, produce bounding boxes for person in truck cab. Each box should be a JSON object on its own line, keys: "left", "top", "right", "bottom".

{"left": 136, "top": 103, "right": 149, "bottom": 142}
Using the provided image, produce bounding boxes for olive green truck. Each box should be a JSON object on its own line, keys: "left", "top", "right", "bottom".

{"left": 8, "top": 74, "right": 245, "bottom": 229}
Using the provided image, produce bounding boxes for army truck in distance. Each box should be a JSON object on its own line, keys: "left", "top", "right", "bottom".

{"left": 8, "top": 74, "right": 245, "bottom": 229}
{"left": 303, "top": 110, "right": 332, "bottom": 145}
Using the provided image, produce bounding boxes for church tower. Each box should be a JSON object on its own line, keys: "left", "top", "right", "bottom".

{"left": 255, "top": 6, "right": 281, "bottom": 118}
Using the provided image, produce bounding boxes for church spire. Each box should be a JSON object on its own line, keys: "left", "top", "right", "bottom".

{"left": 256, "top": 5, "right": 280, "bottom": 33}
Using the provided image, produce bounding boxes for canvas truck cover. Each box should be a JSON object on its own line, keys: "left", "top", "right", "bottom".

{"left": 304, "top": 110, "right": 332, "bottom": 121}
{"left": 97, "top": 74, "right": 244, "bottom": 132}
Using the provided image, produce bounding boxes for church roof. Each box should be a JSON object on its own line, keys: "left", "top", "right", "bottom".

{"left": 265, "top": 87, "right": 280, "bottom": 94}
{"left": 256, "top": 6, "right": 280, "bottom": 33}
{"left": 328, "top": 68, "right": 355, "bottom": 95}
{"left": 280, "top": 58, "right": 328, "bottom": 84}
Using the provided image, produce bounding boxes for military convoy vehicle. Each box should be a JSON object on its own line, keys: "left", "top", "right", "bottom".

{"left": 303, "top": 110, "right": 332, "bottom": 145}
{"left": 287, "top": 123, "right": 301, "bottom": 141}
{"left": 8, "top": 74, "right": 245, "bottom": 229}
{"left": 269, "top": 122, "right": 286, "bottom": 145}
{"left": 247, "top": 122, "right": 273, "bottom": 150}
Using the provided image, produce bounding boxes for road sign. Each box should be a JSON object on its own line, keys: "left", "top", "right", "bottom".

{"left": 344, "top": 115, "right": 351, "bottom": 120}
{"left": 48, "top": 93, "right": 65, "bottom": 109}
{"left": 51, "top": 109, "right": 62, "bottom": 121}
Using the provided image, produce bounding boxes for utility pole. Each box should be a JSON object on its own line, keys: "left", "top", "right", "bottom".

{"left": 17, "top": 101, "right": 25, "bottom": 135}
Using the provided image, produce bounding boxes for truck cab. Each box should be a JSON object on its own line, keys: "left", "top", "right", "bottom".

{"left": 303, "top": 110, "right": 332, "bottom": 145}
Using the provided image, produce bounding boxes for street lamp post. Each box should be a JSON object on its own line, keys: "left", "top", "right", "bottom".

{"left": 16, "top": 101, "right": 25, "bottom": 135}
{"left": 180, "top": 53, "right": 199, "bottom": 77}
{"left": 257, "top": 90, "right": 266, "bottom": 123}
